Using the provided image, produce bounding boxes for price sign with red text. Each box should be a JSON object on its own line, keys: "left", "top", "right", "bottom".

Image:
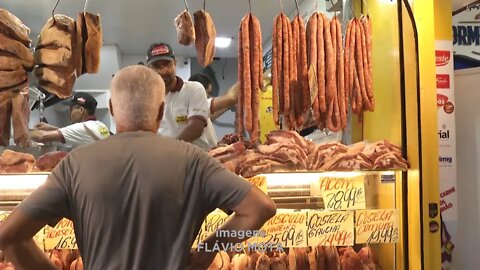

{"left": 319, "top": 176, "right": 366, "bottom": 210}
{"left": 192, "top": 210, "right": 229, "bottom": 248}
{"left": 255, "top": 211, "right": 307, "bottom": 248}
{"left": 44, "top": 218, "right": 77, "bottom": 250}
{"left": 306, "top": 210, "right": 354, "bottom": 246}
{"left": 355, "top": 209, "right": 399, "bottom": 244}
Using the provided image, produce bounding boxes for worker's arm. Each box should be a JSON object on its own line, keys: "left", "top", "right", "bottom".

{"left": 209, "top": 82, "right": 239, "bottom": 121}
{"left": 187, "top": 151, "right": 276, "bottom": 268}
{"left": 176, "top": 117, "right": 206, "bottom": 142}
{"left": 177, "top": 84, "right": 210, "bottom": 142}
{"left": 190, "top": 187, "right": 276, "bottom": 268}
{"left": 0, "top": 159, "right": 71, "bottom": 269}
{"left": 30, "top": 130, "right": 63, "bottom": 143}
{"left": 34, "top": 122, "right": 59, "bottom": 131}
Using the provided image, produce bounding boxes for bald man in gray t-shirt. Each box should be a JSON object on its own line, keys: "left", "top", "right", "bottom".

{"left": 0, "top": 66, "right": 276, "bottom": 270}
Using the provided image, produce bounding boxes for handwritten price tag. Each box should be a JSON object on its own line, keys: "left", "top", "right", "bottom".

{"left": 44, "top": 218, "right": 77, "bottom": 250}
{"left": 192, "top": 210, "right": 229, "bottom": 248}
{"left": 0, "top": 211, "right": 45, "bottom": 250}
{"left": 245, "top": 176, "right": 268, "bottom": 194}
{"left": 319, "top": 176, "right": 366, "bottom": 210}
{"left": 355, "top": 209, "right": 399, "bottom": 244}
{"left": 255, "top": 211, "right": 307, "bottom": 248}
{"left": 306, "top": 211, "right": 354, "bottom": 246}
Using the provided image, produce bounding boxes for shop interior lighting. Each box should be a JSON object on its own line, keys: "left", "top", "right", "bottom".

{"left": 0, "top": 174, "right": 48, "bottom": 190}
{"left": 263, "top": 171, "right": 363, "bottom": 187}
{"left": 215, "top": 37, "right": 232, "bottom": 48}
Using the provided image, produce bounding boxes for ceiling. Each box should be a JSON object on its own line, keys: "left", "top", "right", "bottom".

{"left": 2, "top": 0, "right": 305, "bottom": 58}
{"left": 452, "top": 0, "right": 475, "bottom": 12}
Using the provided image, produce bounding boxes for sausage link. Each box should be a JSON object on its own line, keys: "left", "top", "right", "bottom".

{"left": 336, "top": 17, "right": 346, "bottom": 128}
{"left": 354, "top": 19, "right": 371, "bottom": 111}
{"left": 317, "top": 13, "right": 326, "bottom": 114}
{"left": 354, "top": 65, "right": 363, "bottom": 114}
{"left": 299, "top": 16, "right": 309, "bottom": 121}
{"left": 291, "top": 16, "right": 300, "bottom": 129}
{"left": 348, "top": 19, "right": 357, "bottom": 106}
{"left": 282, "top": 14, "right": 292, "bottom": 129}
{"left": 251, "top": 15, "right": 261, "bottom": 142}
{"left": 241, "top": 14, "right": 253, "bottom": 133}
{"left": 361, "top": 15, "right": 374, "bottom": 110}
{"left": 344, "top": 19, "right": 353, "bottom": 110}
{"left": 307, "top": 13, "right": 320, "bottom": 127}
{"left": 236, "top": 18, "right": 245, "bottom": 134}
{"left": 272, "top": 15, "right": 281, "bottom": 127}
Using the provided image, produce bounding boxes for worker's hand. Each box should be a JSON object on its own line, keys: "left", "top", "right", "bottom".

{"left": 34, "top": 122, "right": 57, "bottom": 131}
{"left": 225, "top": 82, "right": 240, "bottom": 101}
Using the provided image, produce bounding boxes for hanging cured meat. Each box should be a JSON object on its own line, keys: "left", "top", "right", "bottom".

{"left": 237, "top": 12, "right": 263, "bottom": 143}
{"left": 0, "top": 9, "right": 31, "bottom": 103}
{"left": 175, "top": 9, "right": 195, "bottom": 46}
{"left": 194, "top": 9, "right": 216, "bottom": 67}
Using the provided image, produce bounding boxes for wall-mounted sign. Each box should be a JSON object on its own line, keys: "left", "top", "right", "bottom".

{"left": 453, "top": 3, "right": 480, "bottom": 69}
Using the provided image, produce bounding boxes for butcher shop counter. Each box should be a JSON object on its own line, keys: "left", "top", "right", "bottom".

{"left": 0, "top": 170, "right": 400, "bottom": 269}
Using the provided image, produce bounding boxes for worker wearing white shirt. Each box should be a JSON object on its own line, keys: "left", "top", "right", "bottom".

{"left": 188, "top": 73, "right": 239, "bottom": 149}
{"left": 31, "top": 92, "right": 110, "bottom": 147}
{"left": 147, "top": 42, "right": 210, "bottom": 150}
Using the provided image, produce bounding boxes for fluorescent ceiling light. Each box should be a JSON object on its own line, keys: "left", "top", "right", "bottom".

{"left": 215, "top": 37, "right": 232, "bottom": 48}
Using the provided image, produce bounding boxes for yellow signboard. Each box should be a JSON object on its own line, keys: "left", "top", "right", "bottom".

{"left": 319, "top": 176, "right": 366, "bottom": 210}
{"left": 255, "top": 211, "right": 307, "bottom": 248}
{"left": 306, "top": 210, "right": 354, "bottom": 246}
{"left": 355, "top": 209, "right": 399, "bottom": 244}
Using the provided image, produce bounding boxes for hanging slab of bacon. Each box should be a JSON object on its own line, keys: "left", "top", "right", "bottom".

{"left": 236, "top": 13, "right": 263, "bottom": 143}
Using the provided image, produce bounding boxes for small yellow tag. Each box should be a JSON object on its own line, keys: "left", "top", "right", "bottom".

{"left": 176, "top": 115, "right": 188, "bottom": 123}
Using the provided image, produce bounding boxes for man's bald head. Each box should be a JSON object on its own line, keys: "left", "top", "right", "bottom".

{"left": 110, "top": 65, "right": 165, "bottom": 132}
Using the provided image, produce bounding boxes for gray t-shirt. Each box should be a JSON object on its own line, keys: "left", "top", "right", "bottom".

{"left": 18, "top": 131, "right": 252, "bottom": 270}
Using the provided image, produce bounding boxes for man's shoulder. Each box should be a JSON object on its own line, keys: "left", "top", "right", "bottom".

{"left": 182, "top": 81, "right": 206, "bottom": 94}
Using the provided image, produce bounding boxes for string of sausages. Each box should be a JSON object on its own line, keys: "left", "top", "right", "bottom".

{"left": 270, "top": 12, "right": 374, "bottom": 132}
{"left": 346, "top": 15, "right": 374, "bottom": 115}
{"left": 236, "top": 13, "right": 263, "bottom": 143}
{"left": 238, "top": 12, "right": 374, "bottom": 136}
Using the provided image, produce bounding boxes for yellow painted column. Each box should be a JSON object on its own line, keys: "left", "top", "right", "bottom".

{"left": 412, "top": 0, "right": 441, "bottom": 269}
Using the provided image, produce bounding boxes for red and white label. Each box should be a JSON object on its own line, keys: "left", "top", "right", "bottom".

{"left": 436, "top": 74, "right": 450, "bottom": 89}
{"left": 151, "top": 45, "right": 169, "bottom": 56}
{"left": 436, "top": 50, "right": 451, "bottom": 66}
{"left": 437, "top": 94, "right": 449, "bottom": 108}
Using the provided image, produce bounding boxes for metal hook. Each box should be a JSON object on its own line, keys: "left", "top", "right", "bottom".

{"left": 84, "top": 0, "right": 90, "bottom": 13}
{"left": 50, "top": 0, "right": 60, "bottom": 27}
{"left": 315, "top": 0, "right": 318, "bottom": 13}
{"left": 361, "top": 0, "right": 369, "bottom": 15}
{"left": 183, "top": 0, "right": 189, "bottom": 11}
{"left": 279, "top": 0, "right": 284, "bottom": 13}
{"left": 294, "top": 0, "right": 300, "bottom": 15}
{"left": 350, "top": 0, "right": 356, "bottom": 18}
{"left": 203, "top": 0, "right": 206, "bottom": 11}
{"left": 249, "top": 0, "right": 252, "bottom": 13}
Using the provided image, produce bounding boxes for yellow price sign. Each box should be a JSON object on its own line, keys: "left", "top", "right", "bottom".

{"left": 355, "top": 209, "right": 399, "bottom": 244}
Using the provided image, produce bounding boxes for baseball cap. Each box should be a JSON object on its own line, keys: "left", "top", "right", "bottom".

{"left": 146, "top": 42, "right": 175, "bottom": 65}
{"left": 70, "top": 92, "right": 97, "bottom": 111}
